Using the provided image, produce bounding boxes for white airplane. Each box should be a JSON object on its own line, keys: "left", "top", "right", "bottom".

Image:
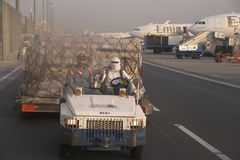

{"left": 188, "top": 12, "right": 240, "bottom": 37}
{"left": 97, "top": 32, "right": 132, "bottom": 39}
{"left": 130, "top": 21, "right": 192, "bottom": 39}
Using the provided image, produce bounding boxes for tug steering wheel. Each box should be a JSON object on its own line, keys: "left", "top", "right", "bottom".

{"left": 110, "top": 77, "right": 129, "bottom": 88}
{"left": 110, "top": 77, "right": 129, "bottom": 95}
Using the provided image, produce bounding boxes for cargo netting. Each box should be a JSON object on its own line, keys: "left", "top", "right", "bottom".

{"left": 19, "top": 35, "right": 143, "bottom": 97}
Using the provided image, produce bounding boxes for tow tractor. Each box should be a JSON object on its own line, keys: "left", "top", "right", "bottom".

{"left": 59, "top": 39, "right": 152, "bottom": 158}
{"left": 60, "top": 74, "right": 148, "bottom": 158}
{"left": 60, "top": 68, "right": 146, "bottom": 158}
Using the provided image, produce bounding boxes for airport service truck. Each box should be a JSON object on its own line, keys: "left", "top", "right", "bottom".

{"left": 175, "top": 31, "right": 227, "bottom": 58}
{"left": 175, "top": 44, "right": 203, "bottom": 59}
{"left": 59, "top": 37, "right": 152, "bottom": 158}
{"left": 59, "top": 83, "right": 146, "bottom": 158}
{"left": 143, "top": 35, "right": 183, "bottom": 53}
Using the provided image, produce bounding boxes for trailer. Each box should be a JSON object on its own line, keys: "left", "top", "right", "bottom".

{"left": 143, "top": 35, "right": 183, "bottom": 53}
{"left": 15, "top": 35, "right": 74, "bottom": 113}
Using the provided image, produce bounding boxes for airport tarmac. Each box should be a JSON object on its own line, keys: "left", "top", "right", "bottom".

{"left": 0, "top": 53, "right": 240, "bottom": 160}
{"left": 143, "top": 53, "right": 240, "bottom": 87}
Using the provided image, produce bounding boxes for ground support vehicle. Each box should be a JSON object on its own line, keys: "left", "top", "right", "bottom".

{"left": 59, "top": 37, "right": 151, "bottom": 158}
{"left": 143, "top": 35, "right": 183, "bottom": 53}
{"left": 15, "top": 35, "right": 76, "bottom": 113}
{"left": 175, "top": 44, "right": 203, "bottom": 59}
{"left": 60, "top": 93, "right": 146, "bottom": 158}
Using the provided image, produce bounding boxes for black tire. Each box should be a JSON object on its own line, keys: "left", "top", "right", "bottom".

{"left": 155, "top": 48, "right": 162, "bottom": 54}
{"left": 177, "top": 55, "right": 182, "bottom": 59}
{"left": 130, "top": 146, "right": 143, "bottom": 159}
{"left": 196, "top": 54, "right": 200, "bottom": 59}
{"left": 59, "top": 143, "right": 72, "bottom": 158}
{"left": 192, "top": 54, "right": 195, "bottom": 59}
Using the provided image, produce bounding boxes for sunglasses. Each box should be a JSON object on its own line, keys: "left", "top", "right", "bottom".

{"left": 111, "top": 61, "right": 119, "bottom": 64}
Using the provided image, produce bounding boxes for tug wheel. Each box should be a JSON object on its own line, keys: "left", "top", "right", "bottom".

{"left": 130, "top": 145, "right": 143, "bottom": 159}
{"left": 59, "top": 143, "right": 72, "bottom": 158}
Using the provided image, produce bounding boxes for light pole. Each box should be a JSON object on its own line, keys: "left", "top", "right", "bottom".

{"left": 46, "top": 0, "right": 48, "bottom": 32}
{"left": 33, "top": 0, "right": 36, "bottom": 34}
{"left": 15, "top": 0, "right": 20, "bottom": 12}
{"left": 43, "top": 0, "right": 45, "bottom": 32}
{"left": 47, "top": 1, "right": 53, "bottom": 33}
{"left": 50, "top": 7, "right": 54, "bottom": 33}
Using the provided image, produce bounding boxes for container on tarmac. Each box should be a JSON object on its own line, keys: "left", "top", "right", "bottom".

{"left": 143, "top": 35, "right": 183, "bottom": 53}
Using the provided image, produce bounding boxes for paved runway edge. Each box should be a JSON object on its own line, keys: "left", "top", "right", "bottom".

{"left": 143, "top": 61, "right": 240, "bottom": 90}
{"left": 0, "top": 67, "right": 22, "bottom": 82}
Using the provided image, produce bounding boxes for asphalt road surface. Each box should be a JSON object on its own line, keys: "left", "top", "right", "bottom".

{"left": 0, "top": 64, "right": 240, "bottom": 160}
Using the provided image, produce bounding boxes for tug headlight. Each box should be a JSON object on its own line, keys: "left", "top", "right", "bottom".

{"left": 61, "top": 115, "right": 79, "bottom": 128}
{"left": 74, "top": 87, "right": 83, "bottom": 96}
{"left": 119, "top": 88, "right": 126, "bottom": 97}
{"left": 66, "top": 119, "right": 77, "bottom": 125}
{"left": 61, "top": 115, "right": 82, "bottom": 128}
{"left": 130, "top": 119, "right": 143, "bottom": 128}
{"left": 131, "top": 119, "right": 140, "bottom": 126}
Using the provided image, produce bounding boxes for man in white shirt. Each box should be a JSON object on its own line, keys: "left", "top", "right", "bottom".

{"left": 100, "top": 57, "right": 135, "bottom": 95}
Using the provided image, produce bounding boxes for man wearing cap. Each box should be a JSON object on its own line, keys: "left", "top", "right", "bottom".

{"left": 100, "top": 57, "right": 135, "bottom": 95}
{"left": 65, "top": 53, "right": 93, "bottom": 94}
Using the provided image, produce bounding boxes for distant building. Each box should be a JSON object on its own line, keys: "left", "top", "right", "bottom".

{"left": 35, "top": 19, "right": 48, "bottom": 33}
{"left": 0, "top": 0, "right": 34, "bottom": 61}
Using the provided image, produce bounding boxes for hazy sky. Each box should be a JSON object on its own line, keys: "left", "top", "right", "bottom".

{"left": 6, "top": 0, "right": 240, "bottom": 34}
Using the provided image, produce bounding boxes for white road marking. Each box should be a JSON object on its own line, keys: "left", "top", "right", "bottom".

{"left": 153, "top": 105, "right": 160, "bottom": 112}
{"left": 0, "top": 67, "right": 21, "bottom": 82}
{"left": 143, "top": 61, "right": 240, "bottom": 89}
{"left": 174, "top": 124, "right": 232, "bottom": 160}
